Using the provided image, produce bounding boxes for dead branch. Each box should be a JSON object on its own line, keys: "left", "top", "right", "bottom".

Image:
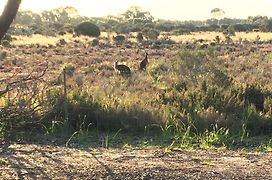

{"left": 0, "top": 61, "right": 48, "bottom": 96}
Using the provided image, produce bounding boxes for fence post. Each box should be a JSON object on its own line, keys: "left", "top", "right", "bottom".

{"left": 63, "top": 67, "right": 69, "bottom": 132}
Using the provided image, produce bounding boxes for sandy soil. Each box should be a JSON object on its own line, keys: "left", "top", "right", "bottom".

{"left": 1, "top": 143, "right": 272, "bottom": 180}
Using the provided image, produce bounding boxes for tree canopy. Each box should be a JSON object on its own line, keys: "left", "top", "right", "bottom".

{"left": 210, "top": 8, "right": 225, "bottom": 20}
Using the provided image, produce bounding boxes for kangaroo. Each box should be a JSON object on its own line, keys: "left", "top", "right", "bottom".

{"left": 139, "top": 52, "right": 148, "bottom": 70}
{"left": 114, "top": 61, "right": 131, "bottom": 76}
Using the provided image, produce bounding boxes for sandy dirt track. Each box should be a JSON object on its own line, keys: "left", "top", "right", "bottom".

{"left": 1, "top": 143, "right": 272, "bottom": 179}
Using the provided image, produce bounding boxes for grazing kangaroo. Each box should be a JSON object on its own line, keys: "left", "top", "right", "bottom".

{"left": 139, "top": 52, "right": 148, "bottom": 70}
{"left": 114, "top": 61, "right": 131, "bottom": 76}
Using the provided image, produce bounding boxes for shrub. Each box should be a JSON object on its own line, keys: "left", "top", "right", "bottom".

{"left": 232, "top": 24, "right": 247, "bottom": 32}
{"left": 58, "top": 31, "right": 66, "bottom": 35}
{"left": 64, "top": 64, "right": 76, "bottom": 76}
{"left": 1, "top": 33, "right": 12, "bottom": 47}
{"left": 143, "top": 28, "right": 160, "bottom": 41}
{"left": 58, "top": 39, "right": 67, "bottom": 46}
{"left": 113, "top": 35, "right": 125, "bottom": 45}
{"left": 136, "top": 32, "right": 144, "bottom": 43}
{"left": 1, "top": 40, "right": 11, "bottom": 47}
{"left": 91, "top": 38, "right": 99, "bottom": 46}
{"left": 0, "top": 51, "right": 7, "bottom": 60}
{"left": 223, "top": 25, "right": 236, "bottom": 37}
{"left": 243, "top": 84, "right": 265, "bottom": 111}
{"left": 264, "top": 97, "right": 272, "bottom": 116}
{"left": 74, "top": 22, "right": 100, "bottom": 37}
{"left": 215, "top": 35, "right": 220, "bottom": 43}
{"left": 2, "top": 33, "right": 12, "bottom": 42}
{"left": 212, "top": 69, "right": 232, "bottom": 88}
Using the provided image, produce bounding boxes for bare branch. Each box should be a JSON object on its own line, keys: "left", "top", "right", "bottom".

{"left": 0, "top": 61, "right": 49, "bottom": 96}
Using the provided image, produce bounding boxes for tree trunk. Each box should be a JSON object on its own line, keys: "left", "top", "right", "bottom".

{"left": 0, "top": 0, "right": 21, "bottom": 40}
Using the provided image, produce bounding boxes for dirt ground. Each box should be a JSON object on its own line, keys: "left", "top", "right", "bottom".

{"left": 1, "top": 143, "right": 272, "bottom": 180}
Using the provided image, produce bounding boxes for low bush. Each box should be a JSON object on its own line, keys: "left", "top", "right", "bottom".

{"left": 74, "top": 22, "right": 100, "bottom": 37}
{"left": 113, "top": 35, "right": 126, "bottom": 45}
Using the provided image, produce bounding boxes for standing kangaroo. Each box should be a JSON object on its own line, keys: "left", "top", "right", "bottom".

{"left": 139, "top": 52, "right": 148, "bottom": 70}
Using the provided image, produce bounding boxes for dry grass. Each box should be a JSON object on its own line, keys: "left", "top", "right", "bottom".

{"left": 12, "top": 32, "right": 119, "bottom": 46}
{"left": 12, "top": 34, "right": 93, "bottom": 46}
{"left": 5, "top": 33, "right": 272, "bottom": 90}
{"left": 169, "top": 32, "right": 223, "bottom": 42}
{"left": 1, "top": 33, "right": 272, "bottom": 134}
{"left": 13, "top": 34, "right": 70, "bottom": 45}
{"left": 169, "top": 32, "right": 272, "bottom": 43}
{"left": 12, "top": 32, "right": 272, "bottom": 46}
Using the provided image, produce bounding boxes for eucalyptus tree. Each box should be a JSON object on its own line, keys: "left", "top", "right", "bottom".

{"left": 210, "top": 8, "right": 225, "bottom": 25}
{"left": 0, "top": 0, "right": 21, "bottom": 40}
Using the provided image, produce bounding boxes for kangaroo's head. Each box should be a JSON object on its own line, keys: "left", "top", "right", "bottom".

{"left": 114, "top": 61, "right": 119, "bottom": 68}
{"left": 145, "top": 52, "right": 148, "bottom": 61}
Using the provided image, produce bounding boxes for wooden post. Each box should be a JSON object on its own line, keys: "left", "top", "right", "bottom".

{"left": 63, "top": 68, "right": 69, "bottom": 131}
{"left": 6, "top": 87, "right": 10, "bottom": 106}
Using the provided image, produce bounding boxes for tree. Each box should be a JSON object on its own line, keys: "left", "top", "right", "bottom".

{"left": 210, "top": 8, "right": 225, "bottom": 25}
{"left": 0, "top": 1, "right": 53, "bottom": 140}
{"left": 247, "top": 16, "right": 268, "bottom": 31}
{"left": 206, "top": 18, "right": 219, "bottom": 26}
{"left": 265, "top": 19, "right": 272, "bottom": 32}
{"left": 52, "top": 6, "right": 79, "bottom": 24}
{"left": 0, "top": 0, "right": 21, "bottom": 40}
{"left": 41, "top": 10, "right": 57, "bottom": 23}
{"left": 121, "top": 6, "right": 154, "bottom": 24}
{"left": 211, "top": 8, "right": 225, "bottom": 19}
{"left": 14, "top": 11, "right": 34, "bottom": 25}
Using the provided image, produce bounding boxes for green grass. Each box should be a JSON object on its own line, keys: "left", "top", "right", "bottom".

{"left": 257, "top": 139, "right": 272, "bottom": 152}
{"left": 10, "top": 125, "right": 272, "bottom": 154}
{"left": 0, "top": 157, "right": 9, "bottom": 166}
{"left": 199, "top": 124, "right": 230, "bottom": 149}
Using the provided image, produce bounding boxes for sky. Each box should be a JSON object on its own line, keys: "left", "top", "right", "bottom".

{"left": 1, "top": 0, "right": 272, "bottom": 21}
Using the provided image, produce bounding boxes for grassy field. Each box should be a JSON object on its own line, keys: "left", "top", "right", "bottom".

{"left": 1, "top": 31, "right": 272, "bottom": 180}
{"left": 168, "top": 31, "right": 272, "bottom": 43}
{"left": 0, "top": 31, "right": 272, "bottom": 149}
{"left": 12, "top": 31, "right": 272, "bottom": 45}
